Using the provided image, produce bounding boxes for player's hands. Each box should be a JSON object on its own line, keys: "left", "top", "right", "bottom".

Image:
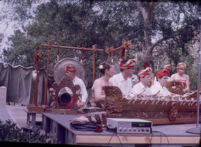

{"left": 77, "top": 100, "right": 84, "bottom": 107}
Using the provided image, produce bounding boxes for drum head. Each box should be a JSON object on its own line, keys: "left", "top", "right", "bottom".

{"left": 54, "top": 58, "right": 87, "bottom": 86}
{"left": 60, "top": 93, "right": 72, "bottom": 104}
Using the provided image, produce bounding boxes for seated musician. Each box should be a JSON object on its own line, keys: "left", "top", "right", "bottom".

{"left": 71, "top": 62, "right": 116, "bottom": 123}
{"left": 42, "top": 88, "right": 56, "bottom": 110}
{"left": 155, "top": 69, "right": 172, "bottom": 97}
{"left": 91, "top": 61, "right": 116, "bottom": 104}
{"left": 129, "top": 67, "right": 159, "bottom": 98}
{"left": 65, "top": 64, "right": 88, "bottom": 107}
{"left": 170, "top": 62, "right": 190, "bottom": 93}
{"left": 109, "top": 59, "right": 136, "bottom": 97}
{"left": 48, "top": 87, "right": 56, "bottom": 108}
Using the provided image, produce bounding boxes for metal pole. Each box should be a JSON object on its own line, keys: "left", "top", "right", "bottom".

{"left": 196, "top": 28, "right": 201, "bottom": 128}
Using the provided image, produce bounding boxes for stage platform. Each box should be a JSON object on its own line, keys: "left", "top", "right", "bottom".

{"left": 42, "top": 113, "right": 201, "bottom": 146}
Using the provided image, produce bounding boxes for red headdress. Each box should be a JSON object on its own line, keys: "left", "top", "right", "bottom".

{"left": 119, "top": 59, "right": 136, "bottom": 69}
{"left": 65, "top": 65, "right": 76, "bottom": 73}
{"left": 138, "top": 67, "right": 152, "bottom": 78}
{"left": 156, "top": 69, "right": 169, "bottom": 79}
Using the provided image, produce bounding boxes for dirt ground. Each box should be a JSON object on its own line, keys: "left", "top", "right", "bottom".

{"left": 0, "top": 104, "right": 42, "bottom": 128}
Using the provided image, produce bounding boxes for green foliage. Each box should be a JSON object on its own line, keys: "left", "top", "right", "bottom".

{"left": 2, "top": 0, "right": 201, "bottom": 89}
{"left": 0, "top": 120, "right": 50, "bottom": 143}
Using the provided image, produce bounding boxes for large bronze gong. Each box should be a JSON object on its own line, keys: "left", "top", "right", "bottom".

{"left": 53, "top": 58, "right": 87, "bottom": 86}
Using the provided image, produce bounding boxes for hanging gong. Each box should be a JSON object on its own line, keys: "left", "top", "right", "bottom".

{"left": 53, "top": 58, "right": 87, "bottom": 86}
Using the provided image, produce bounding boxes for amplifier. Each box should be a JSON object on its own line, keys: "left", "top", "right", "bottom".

{"left": 106, "top": 118, "right": 152, "bottom": 134}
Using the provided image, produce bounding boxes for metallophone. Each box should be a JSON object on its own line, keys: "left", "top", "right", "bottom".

{"left": 103, "top": 83, "right": 201, "bottom": 125}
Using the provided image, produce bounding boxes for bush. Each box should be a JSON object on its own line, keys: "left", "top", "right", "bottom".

{"left": 0, "top": 120, "right": 51, "bottom": 143}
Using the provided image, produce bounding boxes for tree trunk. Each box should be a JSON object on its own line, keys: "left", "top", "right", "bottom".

{"left": 137, "top": 1, "right": 154, "bottom": 60}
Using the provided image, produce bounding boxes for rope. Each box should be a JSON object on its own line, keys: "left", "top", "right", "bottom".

{"left": 57, "top": 48, "right": 60, "bottom": 61}
{"left": 80, "top": 48, "right": 84, "bottom": 63}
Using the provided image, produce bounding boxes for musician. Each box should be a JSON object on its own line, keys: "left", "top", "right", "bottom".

{"left": 143, "top": 60, "right": 155, "bottom": 84}
{"left": 170, "top": 62, "right": 190, "bottom": 93}
{"left": 91, "top": 61, "right": 116, "bottom": 103}
{"left": 129, "top": 67, "right": 159, "bottom": 98}
{"left": 48, "top": 87, "right": 56, "bottom": 107}
{"left": 42, "top": 88, "right": 56, "bottom": 110}
{"left": 109, "top": 59, "right": 136, "bottom": 97}
{"left": 75, "top": 62, "right": 116, "bottom": 124}
{"left": 155, "top": 69, "right": 171, "bottom": 96}
{"left": 65, "top": 65, "right": 88, "bottom": 107}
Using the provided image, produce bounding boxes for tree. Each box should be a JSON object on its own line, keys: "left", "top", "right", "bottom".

{"left": 2, "top": 0, "right": 201, "bottom": 89}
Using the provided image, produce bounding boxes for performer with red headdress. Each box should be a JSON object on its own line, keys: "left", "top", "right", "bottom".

{"left": 65, "top": 64, "right": 88, "bottom": 107}
{"left": 109, "top": 58, "right": 137, "bottom": 97}
{"left": 154, "top": 69, "right": 172, "bottom": 96}
{"left": 128, "top": 67, "right": 159, "bottom": 97}
{"left": 170, "top": 62, "right": 190, "bottom": 93}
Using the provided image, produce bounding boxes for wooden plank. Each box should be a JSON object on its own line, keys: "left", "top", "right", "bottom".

{"left": 44, "top": 43, "right": 51, "bottom": 105}
{"left": 75, "top": 135, "right": 200, "bottom": 144}
{"left": 148, "top": 117, "right": 201, "bottom": 125}
{"left": 41, "top": 44, "right": 104, "bottom": 52}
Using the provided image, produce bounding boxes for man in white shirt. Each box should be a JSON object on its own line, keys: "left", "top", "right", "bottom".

{"left": 155, "top": 69, "right": 171, "bottom": 97}
{"left": 65, "top": 65, "right": 88, "bottom": 107}
{"left": 109, "top": 59, "right": 136, "bottom": 97}
{"left": 129, "top": 67, "right": 159, "bottom": 98}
